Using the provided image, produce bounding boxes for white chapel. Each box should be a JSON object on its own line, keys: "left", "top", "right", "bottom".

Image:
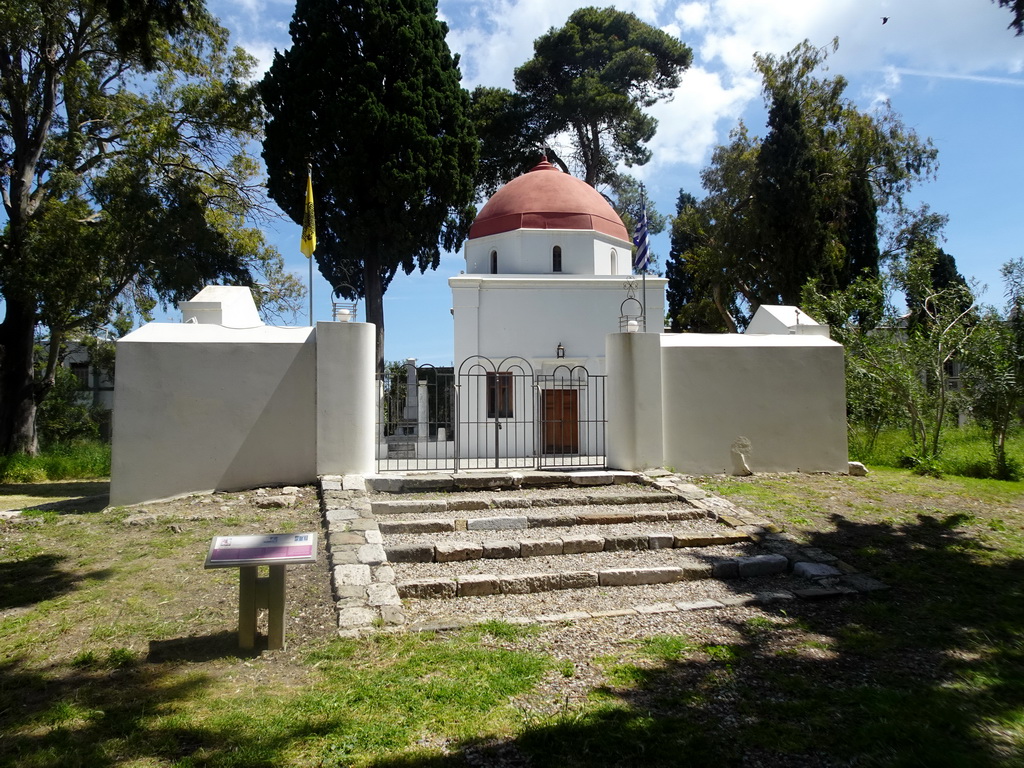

{"left": 449, "top": 158, "right": 666, "bottom": 375}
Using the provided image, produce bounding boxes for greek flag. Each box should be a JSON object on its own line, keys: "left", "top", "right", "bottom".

{"left": 633, "top": 205, "right": 650, "bottom": 272}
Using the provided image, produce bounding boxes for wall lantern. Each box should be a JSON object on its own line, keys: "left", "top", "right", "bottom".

{"left": 556, "top": 342, "right": 565, "bottom": 358}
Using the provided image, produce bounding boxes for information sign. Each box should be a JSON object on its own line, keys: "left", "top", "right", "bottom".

{"left": 204, "top": 532, "right": 317, "bottom": 568}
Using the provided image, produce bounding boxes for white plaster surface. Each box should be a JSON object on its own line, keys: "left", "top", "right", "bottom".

{"left": 606, "top": 332, "right": 664, "bottom": 471}
{"left": 178, "top": 285, "right": 263, "bottom": 328}
{"left": 660, "top": 334, "right": 848, "bottom": 474}
{"left": 110, "top": 323, "right": 317, "bottom": 506}
{"left": 465, "top": 228, "right": 633, "bottom": 276}
{"left": 746, "top": 304, "right": 830, "bottom": 337}
{"left": 316, "top": 322, "right": 375, "bottom": 476}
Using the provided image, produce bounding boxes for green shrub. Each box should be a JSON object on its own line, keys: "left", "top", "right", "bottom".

{"left": 0, "top": 440, "right": 110, "bottom": 482}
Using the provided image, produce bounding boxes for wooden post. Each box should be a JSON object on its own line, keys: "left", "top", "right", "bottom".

{"left": 238, "top": 565, "right": 258, "bottom": 650}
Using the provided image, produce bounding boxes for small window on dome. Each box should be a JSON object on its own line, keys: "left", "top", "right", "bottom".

{"left": 552, "top": 246, "right": 562, "bottom": 273}
{"left": 490, "top": 250, "right": 498, "bottom": 274}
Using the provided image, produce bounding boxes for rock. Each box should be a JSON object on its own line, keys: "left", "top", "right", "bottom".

{"left": 256, "top": 495, "right": 297, "bottom": 509}
{"left": 124, "top": 513, "right": 158, "bottom": 526}
{"left": 736, "top": 554, "right": 789, "bottom": 578}
{"left": 848, "top": 461, "right": 869, "bottom": 477}
{"left": 793, "top": 561, "right": 843, "bottom": 579}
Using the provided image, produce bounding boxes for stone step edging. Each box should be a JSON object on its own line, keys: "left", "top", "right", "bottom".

{"left": 376, "top": 507, "right": 709, "bottom": 535}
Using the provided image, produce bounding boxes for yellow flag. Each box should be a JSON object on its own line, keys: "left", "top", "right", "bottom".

{"left": 300, "top": 170, "right": 316, "bottom": 258}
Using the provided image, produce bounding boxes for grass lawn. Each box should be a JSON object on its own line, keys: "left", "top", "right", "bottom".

{"left": 1, "top": 469, "right": 1022, "bottom": 767}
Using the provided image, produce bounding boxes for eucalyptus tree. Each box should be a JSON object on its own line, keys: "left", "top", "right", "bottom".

{"left": 0, "top": 0, "right": 296, "bottom": 455}
{"left": 260, "top": 0, "right": 478, "bottom": 372}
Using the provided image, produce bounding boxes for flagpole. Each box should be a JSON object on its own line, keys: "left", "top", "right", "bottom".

{"left": 309, "top": 246, "right": 314, "bottom": 327}
{"left": 639, "top": 185, "right": 647, "bottom": 330}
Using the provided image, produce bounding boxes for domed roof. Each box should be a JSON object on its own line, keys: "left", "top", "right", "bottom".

{"left": 469, "top": 159, "right": 630, "bottom": 243}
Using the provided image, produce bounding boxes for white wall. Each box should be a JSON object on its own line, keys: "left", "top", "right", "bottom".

{"left": 464, "top": 229, "right": 634, "bottom": 276}
{"left": 660, "top": 334, "right": 848, "bottom": 474}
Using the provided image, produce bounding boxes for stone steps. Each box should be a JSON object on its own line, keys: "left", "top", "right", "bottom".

{"left": 318, "top": 471, "right": 889, "bottom": 634}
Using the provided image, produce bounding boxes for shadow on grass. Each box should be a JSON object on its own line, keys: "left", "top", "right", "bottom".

{"left": 0, "top": 554, "right": 113, "bottom": 610}
{"left": 367, "top": 512, "right": 1024, "bottom": 767}
{"left": 147, "top": 630, "right": 253, "bottom": 663}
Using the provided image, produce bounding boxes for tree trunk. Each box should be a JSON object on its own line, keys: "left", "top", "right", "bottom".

{"left": 362, "top": 254, "right": 385, "bottom": 375}
{"left": 0, "top": 299, "right": 40, "bottom": 455}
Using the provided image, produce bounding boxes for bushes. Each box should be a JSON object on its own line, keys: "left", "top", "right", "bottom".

{"left": 0, "top": 440, "right": 111, "bottom": 483}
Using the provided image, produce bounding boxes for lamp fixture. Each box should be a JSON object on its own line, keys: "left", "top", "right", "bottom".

{"left": 556, "top": 342, "right": 565, "bottom": 358}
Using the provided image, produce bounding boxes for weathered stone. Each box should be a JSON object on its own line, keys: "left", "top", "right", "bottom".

{"left": 800, "top": 547, "right": 839, "bottom": 564}
{"left": 333, "top": 564, "right": 371, "bottom": 586}
{"left": 515, "top": 470, "right": 567, "bottom": 487}
{"left": 372, "top": 565, "right": 396, "bottom": 583}
{"left": 635, "top": 602, "right": 678, "bottom": 615}
{"left": 676, "top": 599, "right": 723, "bottom": 611}
{"left": 492, "top": 496, "right": 531, "bottom": 509}
{"left": 848, "top": 461, "right": 869, "bottom": 477}
{"left": 256, "top": 495, "right": 297, "bottom": 509}
{"left": 398, "top": 578, "right": 456, "bottom": 599}
{"left": 334, "top": 585, "right": 367, "bottom": 600}
{"left": 672, "top": 483, "right": 708, "bottom": 500}
{"left": 320, "top": 479, "right": 343, "bottom": 491}
{"left": 737, "top": 554, "right": 789, "bottom": 578}
{"left": 559, "top": 570, "right": 599, "bottom": 589}
{"left": 379, "top": 605, "right": 406, "bottom": 625}
{"left": 372, "top": 499, "right": 446, "bottom": 515}
{"left": 466, "top": 515, "right": 528, "bottom": 531}
{"left": 447, "top": 497, "right": 490, "bottom": 511}
{"left": 679, "top": 563, "right": 713, "bottom": 580}
{"left": 603, "top": 534, "right": 647, "bottom": 552}
{"left": 674, "top": 533, "right": 747, "bottom": 548}
{"left": 337, "top": 606, "right": 376, "bottom": 628}
{"left": 482, "top": 539, "right": 521, "bottom": 559}
{"left": 598, "top": 567, "right": 683, "bottom": 587}
{"left": 393, "top": 474, "right": 457, "bottom": 492}
{"left": 347, "top": 518, "right": 378, "bottom": 532}
{"left": 590, "top": 608, "right": 638, "bottom": 618}
{"left": 632, "top": 509, "right": 669, "bottom": 523}
{"left": 434, "top": 541, "right": 483, "bottom": 562}
{"left": 124, "top": 513, "right": 159, "bottom": 526}
{"left": 366, "top": 583, "right": 402, "bottom": 607}
{"left": 520, "top": 538, "right": 563, "bottom": 557}
{"left": 456, "top": 575, "right": 501, "bottom": 597}
{"left": 576, "top": 511, "right": 636, "bottom": 525}
{"left": 755, "top": 591, "right": 795, "bottom": 603}
{"left": 561, "top": 535, "right": 605, "bottom": 555}
{"left": 530, "top": 494, "right": 575, "bottom": 507}
{"left": 341, "top": 474, "right": 366, "bottom": 491}
{"left": 363, "top": 529, "right": 383, "bottom": 545}
{"left": 568, "top": 472, "right": 615, "bottom": 486}
{"left": 664, "top": 509, "right": 706, "bottom": 522}
{"left": 712, "top": 559, "right": 740, "bottom": 579}
{"left": 378, "top": 518, "right": 454, "bottom": 534}
{"left": 717, "top": 595, "right": 760, "bottom": 607}
{"left": 793, "top": 586, "right": 855, "bottom": 600}
{"left": 526, "top": 512, "right": 577, "bottom": 528}
{"left": 325, "top": 508, "right": 359, "bottom": 524}
{"left": 499, "top": 573, "right": 560, "bottom": 594}
{"left": 330, "top": 549, "right": 360, "bottom": 566}
{"left": 648, "top": 533, "right": 675, "bottom": 550}
{"left": 357, "top": 543, "right": 387, "bottom": 565}
{"left": 793, "top": 561, "right": 843, "bottom": 579}
{"left": 329, "top": 531, "right": 365, "bottom": 547}
{"left": 454, "top": 473, "right": 518, "bottom": 490}
{"left": 385, "top": 543, "right": 434, "bottom": 563}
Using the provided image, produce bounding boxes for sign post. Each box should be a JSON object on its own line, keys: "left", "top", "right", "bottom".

{"left": 205, "top": 532, "right": 318, "bottom": 650}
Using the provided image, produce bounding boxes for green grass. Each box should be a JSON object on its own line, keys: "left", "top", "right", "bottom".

{"left": 0, "top": 440, "right": 110, "bottom": 483}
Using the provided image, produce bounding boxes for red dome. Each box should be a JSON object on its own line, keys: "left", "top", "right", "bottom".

{"left": 469, "top": 159, "right": 631, "bottom": 243}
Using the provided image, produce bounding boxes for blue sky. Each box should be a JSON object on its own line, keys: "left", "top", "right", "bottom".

{"left": 210, "top": 0, "right": 1024, "bottom": 365}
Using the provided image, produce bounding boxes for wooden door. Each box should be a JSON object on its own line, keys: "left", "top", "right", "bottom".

{"left": 542, "top": 389, "right": 578, "bottom": 454}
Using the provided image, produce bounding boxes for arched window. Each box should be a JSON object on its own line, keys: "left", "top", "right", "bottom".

{"left": 490, "top": 250, "right": 498, "bottom": 274}
{"left": 610, "top": 249, "right": 618, "bottom": 274}
{"left": 552, "top": 246, "right": 562, "bottom": 273}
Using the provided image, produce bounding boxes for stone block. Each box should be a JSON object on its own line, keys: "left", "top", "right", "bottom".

{"left": 329, "top": 531, "right": 365, "bottom": 547}
{"left": 568, "top": 472, "right": 615, "bottom": 486}
{"left": 520, "top": 538, "right": 563, "bottom": 557}
{"left": 717, "top": 595, "right": 760, "bottom": 607}
{"left": 527, "top": 512, "right": 577, "bottom": 528}
{"left": 372, "top": 565, "right": 396, "bottom": 583}
{"left": 320, "top": 479, "right": 343, "bottom": 491}
{"left": 434, "top": 541, "right": 483, "bottom": 562}
{"left": 334, "top": 585, "right": 367, "bottom": 600}
{"left": 713, "top": 559, "right": 740, "bottom": 579}
{"left": 380, "top": 605, "right": 406, "bottom": 625}
{"left": 589, "top": 608, "right": 637, "bottom": 618}
{"left": 456, "top": 574, "right": 501, "bottom": 597}
{"left": 679, "top": 563, "right": 713, "bottom": 580}
{"left": 379, "top": 518, "right": 454, "bottom": 534}
{"left": 737, "top": 554, "right": 789, "bottom": 578}
{"left": 398, "top": 578, "right": 456, "bottom": 599}
{"left": 799, "top": 547, "right": 839, "bottom": 563}
{"left": 516, "top": 470, "right": 567, "bottom": 487}
{"left": 672, "top": 483, "right": 707, "bottom": 500}
{"left": 447, "top": 497, "right": 490, "bottom": 512}
{"left": 499, "top": 573, "right": 560, "bottom": 594}
{"left": 341, "top": 474, "right": 366, "bottom": 491}
{"left": 648, "top": 533, "right": 675, "bottom": 550}
{"left": 347, "top": 518, "right": 378, "bottom": 532}
{"left": 576, "top": 511, "right": 635, "bottom": 525}
{"left": 598, "top": 567, "right": 683, "bottom": 587}
{"left": 366, "top": 583, "right": 402, "bottom": 607}
{"left": 848, "top": 461, "right": 869, "bottom": 476}
{"left": 357, "top": 543, "right": 387, "bottom": 565}
{"left": 363, "top": 529, "right": 383, "bottom": 545}
{"left": 493, "top": 496, "right": 531, "bottom": 509}
{"left": 536, "top": 611, "right": 591, "bottom": 623}
{"left": 482, "top": 539, "right": 521, "bottom": 559}
{"left": 330, "top": 549, "right": 360, "bottom": 566}
{"left": 632, "top": 509, "right": 669, "bottom": 523}
{"left": 636, "top": 602, "right": 678, "bottom": 615}
{"left": 466, "top": 515, "right": 528, "bottom": 531}
{"left": 337, "top": 606, "right": 376, "bottom": 629}
{"left": 562, "top": 535, "right": 605, "bottom": 555}
{"left": 676, "top": 599, "right": 723, "bottom": 611}
{"left": 257, "top": 495, "right": 297, "bottom": 509}
{"left": 385, "top": 543, "right": 435, "bottom": 563}
{"left": 793, "top": 586, "right": 855, "bottom": 600}
{"left": 454, "top": 472, "right": 517, "bottom": 490}
{"left": 324, "top": 508, "right": 359, "bottom": 524}
{"left": 395, "top": 474, "right": 456, "bottom": 492}
{"left": 603, "top": 534, "right": 647, "bottom": 552}
{"left": 372, "top": 499, "right": 446, "bottom": 515}
{"left": 333, "top": 564, "right": 371, "bottom": 586}
{"left": 559, "top": 570, "right": 599, "bottom": 589}
{"left": 793, "top": 561, "right": 843, "bottom": 579}
{"left": 755, "top": 591, "right": 795, "bottom": 603}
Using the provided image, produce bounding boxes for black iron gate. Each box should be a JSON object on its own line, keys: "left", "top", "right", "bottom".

{"left": 376, "top": 356, "right": 606, "bottom": 472}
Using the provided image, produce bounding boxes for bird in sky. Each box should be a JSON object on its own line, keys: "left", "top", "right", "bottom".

{"left": 882, "top": 16, "right": 889, "bottom": 24}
